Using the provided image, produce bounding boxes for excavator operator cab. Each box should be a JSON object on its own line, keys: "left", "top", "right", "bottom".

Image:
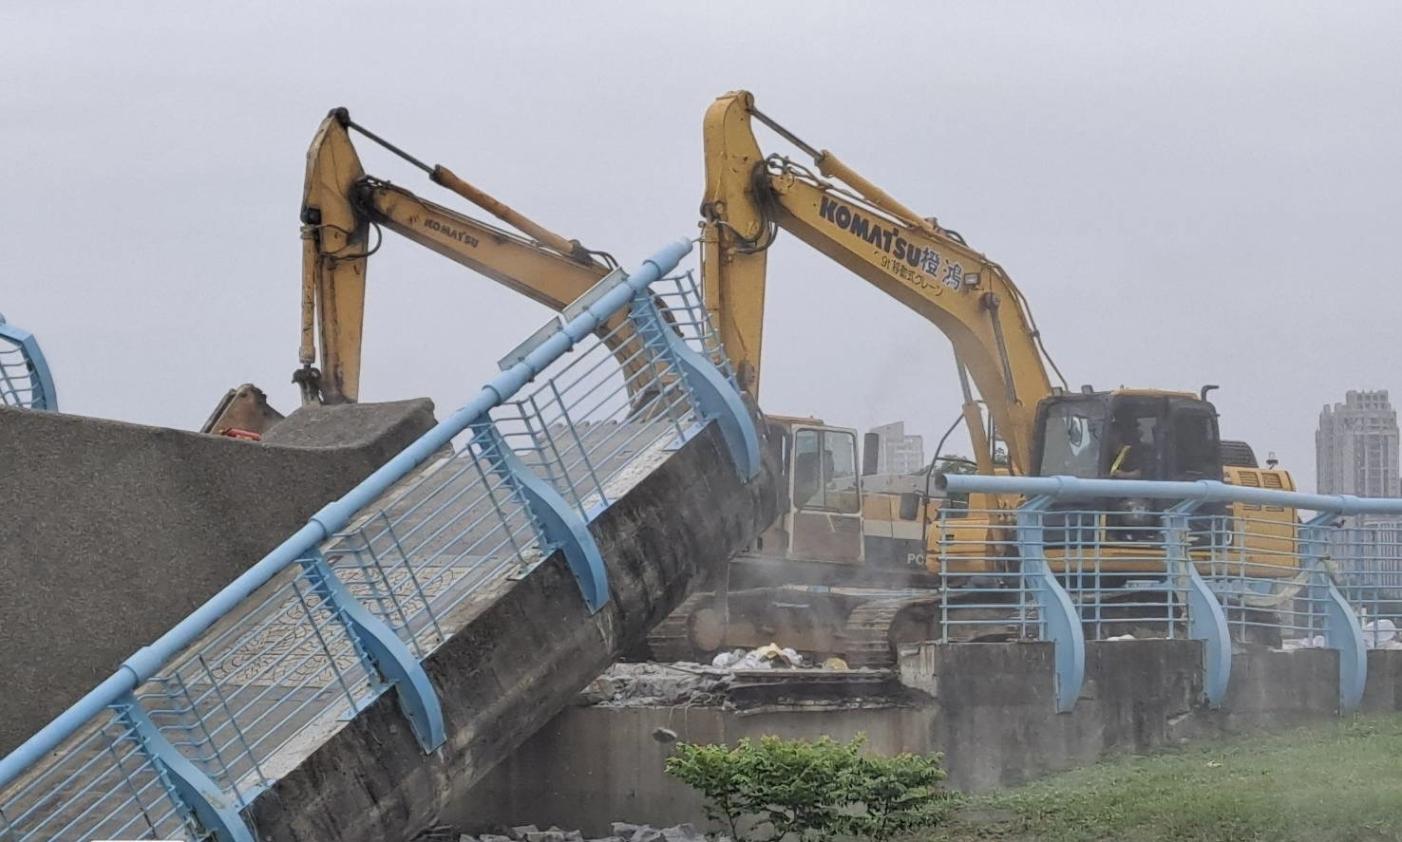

{"left": 759, "top": 418, "right": 865, "bottom": 564}
{"left": 1032, "top": 390, "right": 1226, "bottom": 544}
{"left": 1033, "top": 391, "right": 1224, "bottom": 483}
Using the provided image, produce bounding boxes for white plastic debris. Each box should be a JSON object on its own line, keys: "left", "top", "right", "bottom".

{"left": 710, "top": 643, "right": 804, "bottom": 670}
{"left": 1363, "top": 618, "right": 1397, "bottom": 647}
{"left": 1282, "top": 635, "right": 1327, "bottom": 650}
{"left": 711, "top": 649, "right": 746, "bottom": 669}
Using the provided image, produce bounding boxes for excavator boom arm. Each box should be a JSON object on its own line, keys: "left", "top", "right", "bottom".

{"left": 299, "top": 110, "right": 616, "bottom": 404}
{"left": 701, "top": 91, "right": 1056, "bottom": 474}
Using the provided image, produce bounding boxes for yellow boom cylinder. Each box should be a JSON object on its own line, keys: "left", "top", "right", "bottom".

{"left": 431, "top": 165, "right": 588, "bottom": 263}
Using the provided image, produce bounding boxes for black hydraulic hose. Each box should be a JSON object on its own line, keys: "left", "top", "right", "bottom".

{"left": 919, "top": 410, "right": 979, "bottom": 552}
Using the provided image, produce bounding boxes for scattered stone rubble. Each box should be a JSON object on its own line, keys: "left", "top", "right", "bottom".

{"left": 576, "top": 662, "right": 732, "bottom": 707}
{"left": 443, "top": 822, "right": 711, "bottom": 842}
{"left": 577, "top": 644, "right": 854, "bottom": 708}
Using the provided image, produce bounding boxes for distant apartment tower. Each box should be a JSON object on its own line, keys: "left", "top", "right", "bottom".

{"left": 1316, "top": 390, "right": 1400, "bottom": 497}
{"left": 869, "top": 421, "right": 925, "bottom": 475}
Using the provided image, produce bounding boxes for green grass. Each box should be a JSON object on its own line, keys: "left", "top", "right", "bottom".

{"left": 921, "top": 714, "right": 1402, "bottom": 842}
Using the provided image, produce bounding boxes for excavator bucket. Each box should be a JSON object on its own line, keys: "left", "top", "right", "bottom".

{"left": 201, "top": 383, "right": 285, "bottom": 438}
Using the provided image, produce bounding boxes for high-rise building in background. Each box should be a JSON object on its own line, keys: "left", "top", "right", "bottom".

{"left": 869, "top": 421, "right": 925, "bottom": 475}
{"left": 1316, "top": 390, "right": 1401, "bottom": 497}
{"left": 1316, "top": 392, "right": 1402, "bottom": 596}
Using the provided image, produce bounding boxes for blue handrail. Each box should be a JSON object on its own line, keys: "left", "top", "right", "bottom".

{"left": 940, "top": 473, "right": 1402, "bottom": 515}
{"left": 940, "top": 472, "right": 1402, "bottom": 712}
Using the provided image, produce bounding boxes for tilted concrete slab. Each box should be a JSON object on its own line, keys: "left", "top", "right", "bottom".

{"left": 0, "top": 400, "right": 436, "bottom": 754}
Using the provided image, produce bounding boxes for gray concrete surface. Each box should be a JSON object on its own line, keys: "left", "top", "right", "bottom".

{"left": 241, "top": 419, "right": 783, "bottom": 842}
{"left": 458, "top": 643, "right": 1402, "bottom": 834}
{"left": 0, "top": 400, "right": 435, "bottom": 754}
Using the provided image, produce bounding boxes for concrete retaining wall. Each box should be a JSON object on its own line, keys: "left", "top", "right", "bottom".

{"left": 0, "top": 400, "right": 436, "bottom": 753}
{"left": 461, "top": 643, "right": 1402, "bottom": 834}
{"left": 458, "top": 706, "right": 934, "bottom": 832}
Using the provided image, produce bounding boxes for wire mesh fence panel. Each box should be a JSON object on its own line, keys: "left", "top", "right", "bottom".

{"left": 325, "top": 443, "right": 543, "bottom": 656}
{"left": 1326, "top": 518, "right": 1402, "bottom": 649}
{"left": 0, "top": 711, "right": 197, "bottom": 842}
{"left": 136, "top": 564, "right": 382, "bottom": 807}
{"left": 491, "top": 293, "right": 705, "bottom": 517}
{"left": 0, "top": 343, "right": 40, "bottom": 408}
{"left": 651, "top": 272, "right": 736, "bottom": 381}
{"left": 932, "top": 507, "right": 1037, "bottom": 642}
{"left": 0, "top": 317, "right": 55, "bottom": 410}
{"left": 1040, "top": 506, "right": 1184, "bottom": 642}
{"left": 1189, "top": 510, "right": 1322, "bottom": 646}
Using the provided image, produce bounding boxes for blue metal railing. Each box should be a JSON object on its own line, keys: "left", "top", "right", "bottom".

{"left": 939, "top": 474, "right": 1402, "bottom": 714}
{"left": 0, "top": 313, "right": 57, "bottom": 411}
{"left": 0, "top": 239, "right": 761, "bottom": 842}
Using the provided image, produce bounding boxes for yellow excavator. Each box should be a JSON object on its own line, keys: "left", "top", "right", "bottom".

{"left": 203, "top": 107, "right": 630, "bottom": 437}
{"left": 293, "top": 107, "right": 636, "bottom": 407}
{"left": 641, "top": 90, "right": 1299, "bottom": 665}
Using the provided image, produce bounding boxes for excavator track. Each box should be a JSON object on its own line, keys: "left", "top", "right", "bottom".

{"left": 843, "top": 596, "right": 938, "bottom": 669}
{"left": 645, "top": 592, "right": 717, "bottom": 663}
{"left": 842, "top": 587, "right": 1027, "bottom": 669}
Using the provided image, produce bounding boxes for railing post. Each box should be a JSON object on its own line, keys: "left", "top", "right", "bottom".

{"left": 1015, "top": 495, "right": 1085, "bottom": 713}
{"left": 471, "top": 418, "right": 611, "bottom": 613}
{"left": 1302, "top": 513, "right": 1367, "bottom": 712}
{"left": 115, "top": 694, "right": 254, "bottom": 842}
{"left": 628, "top": 292, "right": 760, "bottom": 481}
{"left": 1165, "top": 500, "right": 1232, "bottom": 707}
{"left": 299, "top": 551, "right": 446, "bottom": 753}
{"left": 0, "top": 313, "right": 58, "bottom": 411}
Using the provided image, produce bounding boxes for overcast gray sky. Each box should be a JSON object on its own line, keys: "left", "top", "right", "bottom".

{"left": 3, "top": 1, "right": 1399, "bottom": 493}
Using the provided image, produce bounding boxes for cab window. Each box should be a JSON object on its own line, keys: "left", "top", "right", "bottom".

{"left": 1109, "top": 409, "right": 1159, "bottom": 479}
{"left": 792, "top": 429, "right": 860, "bottom": 514}
{"left": 1172, "top": 411, "right": 1219, "bottom": 480}
{"left": 1038, "top": 402, "right": 1106, "bottom": 478}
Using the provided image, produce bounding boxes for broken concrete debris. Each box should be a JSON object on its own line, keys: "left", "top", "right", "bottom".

{"left": 577, "top": 663, "right": 732, "bottom": 707}
{"left": 572, "top": 658, "right": 910, "bottom": 715}
{"left": 452, "top": 823, "right": 709, "bottom": 842}
{"left": 577, "top": 643, "right": 855, "bottom": 707}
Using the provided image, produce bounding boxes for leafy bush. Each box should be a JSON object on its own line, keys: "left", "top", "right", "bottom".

{"left": 664, "top": 735, "right": 949, "bottom": 842}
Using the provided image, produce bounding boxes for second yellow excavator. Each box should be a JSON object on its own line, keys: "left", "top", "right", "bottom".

{"left": 642, "top": 90, "right": 1298, "bottom": 665}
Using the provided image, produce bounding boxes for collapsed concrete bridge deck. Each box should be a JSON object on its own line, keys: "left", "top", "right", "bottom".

{"left": 0, "top": 239, "right": 785, "bottom": 842}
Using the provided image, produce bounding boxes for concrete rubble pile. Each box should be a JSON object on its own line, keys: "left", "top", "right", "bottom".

{"left": 577, "top": 663, "right": 733, "bottom": 707}
{"left": 579, "top": 644, "right": 853, "bottom": 708}
{"left": 450, "top": 823, "right": 714, "bottom": 842}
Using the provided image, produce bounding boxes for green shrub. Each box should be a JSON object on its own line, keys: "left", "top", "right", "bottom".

{"left": 664, "top": 734, "right": 949, "bottom": 842}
